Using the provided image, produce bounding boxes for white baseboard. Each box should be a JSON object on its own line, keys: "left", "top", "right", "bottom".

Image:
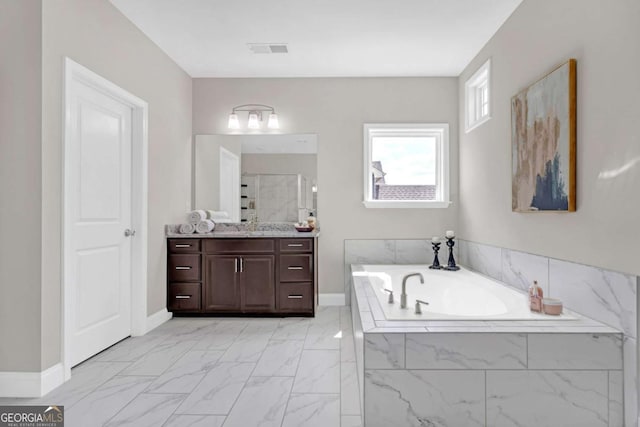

{"left": 318, "top": 293, "right": 346, "bottom": 306}
{"left": 144, "top": 308, "right": 172, "bottom": 334}
{"left": 0, "top": 363, "right": 64, "bottom": 398}
{"left": 40, "top": 363, "right": 65, "bottom": 396}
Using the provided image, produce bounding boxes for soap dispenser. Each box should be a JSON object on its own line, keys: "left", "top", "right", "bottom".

{"left": 306, "top": 212, "right": 317, "bottom": 230}
{"left": 529, "top": 280, "right": 543, "bottom": 312}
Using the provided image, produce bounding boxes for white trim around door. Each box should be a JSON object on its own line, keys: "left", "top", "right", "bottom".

{"left": 62, "top": 58, "right": 149, "bottom": 382}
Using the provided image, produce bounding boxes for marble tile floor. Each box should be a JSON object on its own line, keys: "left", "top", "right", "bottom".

{"left": 0, "top": 307, "right": 361, "bottom": 427}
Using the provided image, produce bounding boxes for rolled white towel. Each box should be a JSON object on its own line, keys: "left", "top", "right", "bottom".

{"left": 195, "top": 219, "right": 216, "bottom": 234}
{"left": 179, "top": 223, "right": 196, "bottom": 234}
{"left": 188, "top": 210, "right": 207, "bottom": 224}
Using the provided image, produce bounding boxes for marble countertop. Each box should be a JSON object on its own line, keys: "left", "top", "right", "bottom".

{"left": 351, "top": 264, "right": 622, "bottom": 335}
{"left": 165, "top": 223, "right": 319, "bottom": 239}
{"left": 166, "top": 230, "right": 319, "bottom": 239}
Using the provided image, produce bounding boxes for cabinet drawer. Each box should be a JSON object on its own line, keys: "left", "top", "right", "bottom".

{"left": 168, "top": 239, "right": 201, "bottom": 253}
{"left": 278, "top": 283, "right": 313, "bottom": 311}
{"left": 279, "top": 238, "right": 313, "bottom": 253}
{"left": 279, "top": 254, "right": 313, "bottom": 282}
{"left": 204, "top": 239, "right": 275, "bottom": 254}
{"left": 168, "top": 283, "right": 201, "bottom": 311}
{"left": 168, "top": 254, "right": 201, "bottom": 281}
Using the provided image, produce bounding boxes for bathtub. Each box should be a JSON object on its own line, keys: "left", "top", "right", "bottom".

{"left": 355, "top": 264, "right": 575, "bottom": 321}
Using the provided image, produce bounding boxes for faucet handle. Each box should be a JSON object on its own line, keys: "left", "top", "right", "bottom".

{"left": 415, "top": 299, "right": 429, "bottom": 315}
{"left": 382, "top": 288, "right": 394, "bottom": 304}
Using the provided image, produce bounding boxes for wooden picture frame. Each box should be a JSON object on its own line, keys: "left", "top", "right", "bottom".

{"left": 511, "top": 59, "right": 576, "bottom": 212}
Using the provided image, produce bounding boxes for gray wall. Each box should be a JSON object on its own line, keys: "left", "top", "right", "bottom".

{"left": 458, "top": 0, "right": 640, "bottom": 276}
{"left": 37, "top": 0, "right": 193, "bottom": 370}
{"left": 0, "top": 0, "right": 43, "bottom": 372}
{"left": 193, "top": 77, "right": 459, "bottom": 295}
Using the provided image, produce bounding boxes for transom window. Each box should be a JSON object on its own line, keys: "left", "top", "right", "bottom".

{"left": 465, "top": 58, "right": 491, "bottom": 132}
{"left": 363, "top": 123, "right": 450, "bottom": 208}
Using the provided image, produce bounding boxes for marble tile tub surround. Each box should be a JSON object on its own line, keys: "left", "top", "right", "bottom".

{"left": 344, "top": 239, "right": 459, "bottom": 305}
{"left": 457, "top": 239, "right": 638, "bottom": 339}
{"left": 346, "top": 238, "right": 639, "bottom": 424}
{"left": 459, "top": 239, "right": 639, "bottom": 426}
{"left": 350, "top": 263, "right": 623, "bottom": 335}
{"left": 351, "top": 268, "right": 625, "bottom": 427}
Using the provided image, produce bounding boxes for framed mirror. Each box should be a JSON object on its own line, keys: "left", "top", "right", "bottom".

{"left": 194, "top": 134, "right": 317, "bottom": 223}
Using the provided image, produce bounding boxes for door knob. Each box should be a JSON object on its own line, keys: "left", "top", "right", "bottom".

{"left": 124, "top": 229, "right": 136, "bottom": 237}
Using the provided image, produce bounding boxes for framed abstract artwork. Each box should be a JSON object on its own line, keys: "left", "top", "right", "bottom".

{"left": 511, "top": 59, "right": 576, "bottom": 212}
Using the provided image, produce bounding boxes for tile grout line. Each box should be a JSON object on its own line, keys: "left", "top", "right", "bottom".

{"left": 97, "top": 377, "right": 160, "bottom": 427}
{"left": 277, "top": 376, "right": 296, "bottom": 427}
{"left": 280, "top": 316, "right": 312, "bottom": 427}
{"left": 219, "top": 321, "right": 279, "bottom": 427}
{"left": 51, "top": 360, "right": 135, "bottom": 411}
{"left": 169, "top": 323, "right": 248, "bottom": 421}
{"left": 607, "top": 370, "right": 610, "bottom": 425}
{"left": 170, "top": 321, "right": 252, "bottom": 423}
{"left": 484, "top": 370, "right": 487, "bottom": 427}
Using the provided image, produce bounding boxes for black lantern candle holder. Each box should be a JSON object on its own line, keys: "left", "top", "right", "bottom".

{"left": 429, "top": 242, "right": 442, "bottom": 269}
{"left": 444, "top": 237, "right": 460, "bottom": 271}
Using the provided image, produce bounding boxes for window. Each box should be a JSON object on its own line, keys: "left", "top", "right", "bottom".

{"left": 465, "top": 58, "right": 491, "bottom": 132}
{"left": 363, "top": 123, "right": 450, "bottom": 208}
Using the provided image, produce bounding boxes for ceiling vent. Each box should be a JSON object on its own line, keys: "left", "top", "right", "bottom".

{"left": 248, "top": 43, "right": 289, "bottom": 54}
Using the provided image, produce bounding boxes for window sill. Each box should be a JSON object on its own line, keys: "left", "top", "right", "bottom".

{"left": 363, "top": 200, "right": 452, "bottom": 209}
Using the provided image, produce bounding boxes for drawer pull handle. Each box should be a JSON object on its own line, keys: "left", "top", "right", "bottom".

{"left": 175, "top": 295, "right": 191, "bottom": 299}
{"left": 175, "top": 266, "right": 192, "bottom": 270}
{"left": 175, "top": 244, "right": 191, "bottom": 248}
{"left": 287, "top": 295, "right": 303, "bottom": 299}
{"left": 288, "top": 266, "right": 303, "bottom": 270}
{"left": 287, "top": 244, "right": 303, "bottom": 247}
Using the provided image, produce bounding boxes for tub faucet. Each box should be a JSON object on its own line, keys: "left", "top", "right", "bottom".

{"left": 382, "top": 288, "right": 394, "bottom": 304}
{"left": 401, "top": 273, "right": 424, "bottom": 309}
{"left": 415, "top": 299, "right": 429, "bottom": 315}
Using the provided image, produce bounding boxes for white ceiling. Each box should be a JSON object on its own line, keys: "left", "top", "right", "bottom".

{"left": 110, "top": 0, "right": 523, "bottom": 78}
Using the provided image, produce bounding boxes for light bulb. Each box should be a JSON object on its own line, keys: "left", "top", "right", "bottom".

{"left": 228, "top": 113, "right": 239, "bottom": 129}
{"left": 247, "top": 112, "right": 260, "bottom": 129}
{"left": 267, "top": 113, "right": 279, "bottom": 129}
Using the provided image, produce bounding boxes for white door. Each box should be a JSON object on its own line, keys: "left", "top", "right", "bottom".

{"left": 219, "top": 147, "right": 240, "bottom": 222}
{"left": 66, "top": 78, "right": 133, "bottom": 366}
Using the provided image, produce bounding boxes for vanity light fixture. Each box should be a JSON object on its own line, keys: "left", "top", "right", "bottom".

{"left": 247, "top": 112, "right": 260, "bottom": 129}
{"left": 227, "top": 104, "right": 280, "bottom": 130}
{"left": 228, "top": 113, "right": 240, "bottom": 129}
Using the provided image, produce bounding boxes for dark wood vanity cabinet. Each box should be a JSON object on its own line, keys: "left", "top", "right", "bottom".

{"left": 277, "top": 239, "right": 314, "bottom": 313}
{"left": 240, "top": 255, "right": 276, "bottom": 311}
{"left": 203, "top": 255, "right": 241, "bottom": 311}
{"left": 167, "top": 237, "right": 316, "bottom": 316}
{"left": 203, "top": 254, "right": 275, "bottom": 312}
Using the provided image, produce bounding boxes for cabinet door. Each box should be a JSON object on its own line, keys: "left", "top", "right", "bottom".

{"left": 240, "top": 255, "right": 275, "bottom": 312}
{"left": 204, "top": 255, "right": 240, "bottom": 311}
